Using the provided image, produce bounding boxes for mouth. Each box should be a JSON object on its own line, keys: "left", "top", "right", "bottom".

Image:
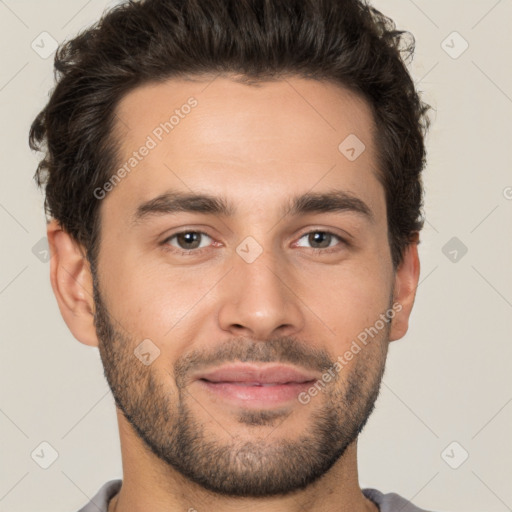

{"left": 193, "top": 363, "right": 318, "bottom": 407}
{"left": 200, "top": 381, "right": 311, "bottom": 386}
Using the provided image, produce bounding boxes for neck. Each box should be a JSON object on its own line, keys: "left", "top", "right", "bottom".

{"left": 108, "top": 411, "right": 378, "bottom": 512}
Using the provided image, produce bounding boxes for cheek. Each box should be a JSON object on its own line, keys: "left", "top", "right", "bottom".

{"left": 315, "top": 285, "right": 388, "bottom": 340}
{"left": 100, "top": 256, "right": 220, "bottom": 340}
{"left": 297, "top": 257, "right": 393, "bottom": 341}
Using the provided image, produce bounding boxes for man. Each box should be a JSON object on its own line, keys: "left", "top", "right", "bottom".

{"left": 29, "top": 0, "right": 434, "bottom": 510}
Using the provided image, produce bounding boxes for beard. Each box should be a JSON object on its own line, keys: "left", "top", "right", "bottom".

{"left": 92, "top": 274, "right": 390, "bottom": 498}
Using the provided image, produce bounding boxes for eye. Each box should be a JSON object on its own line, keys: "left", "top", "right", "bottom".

{"left": 294, "top": 230, "right": 347, "bottom": 253}
{"left": 161, "top": 229, "right": 348, "bottom": 257}
{"left": 162, "top": 231, "right": 214, "bottom": 254}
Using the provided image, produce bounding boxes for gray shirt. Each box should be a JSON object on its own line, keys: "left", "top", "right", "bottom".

{"left": 77, "top": 479, "right": 434, "bottom": 511}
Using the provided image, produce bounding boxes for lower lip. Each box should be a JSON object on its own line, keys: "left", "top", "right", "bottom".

{"left": 197, "top": 380, "right": 314, "bottom": 407}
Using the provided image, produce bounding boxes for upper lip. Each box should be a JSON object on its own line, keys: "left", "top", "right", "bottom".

{"left": 195, "top": 363, "right": 318, "bottom": 384}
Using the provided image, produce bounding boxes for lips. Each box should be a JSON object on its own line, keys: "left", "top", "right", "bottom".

{"left": 192, "top": 363, "right": 319, "bottom": 407}
{"left": 195, "top": 363, "right": 318, "bottom": 386}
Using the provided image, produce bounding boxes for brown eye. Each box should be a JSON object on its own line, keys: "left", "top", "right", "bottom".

{"left": 308, "top": 231, "right": 333, "bottom": 249}
{"left": 295, "top": 230, "right": 345, "bottom": 252}
{"left": 164, "top": 231, "right": 213, "bottom": 252}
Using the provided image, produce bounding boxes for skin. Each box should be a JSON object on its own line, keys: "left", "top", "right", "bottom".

{"left": 47, "top": 75, "right": 420, "bottom": 512}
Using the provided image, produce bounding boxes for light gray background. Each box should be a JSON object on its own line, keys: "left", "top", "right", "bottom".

{"left": 1, "top": 1, "right": 511, "bottom": 511}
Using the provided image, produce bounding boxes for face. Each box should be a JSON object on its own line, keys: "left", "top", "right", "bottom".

{"left": 91, "top": 76, "right": 400, "bottom": 496}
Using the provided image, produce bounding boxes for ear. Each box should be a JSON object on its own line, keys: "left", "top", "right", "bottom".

{"left": 47, "top": 219, "right": 99, "bottom": 347}
{"left": 389, "top": 232, "right": 421, "bottom": 342}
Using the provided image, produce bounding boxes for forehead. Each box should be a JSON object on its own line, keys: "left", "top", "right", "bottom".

{"left": 107, "top": 75, "right": 383, "bottom": 219}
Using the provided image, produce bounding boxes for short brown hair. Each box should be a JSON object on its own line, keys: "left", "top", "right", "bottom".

{"left": 29, "top": 0, "right": 431, "bottom": 270}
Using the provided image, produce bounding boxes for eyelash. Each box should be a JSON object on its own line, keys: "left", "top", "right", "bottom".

{"left": 161, "top": 229, "right": 348, "bottom": 256}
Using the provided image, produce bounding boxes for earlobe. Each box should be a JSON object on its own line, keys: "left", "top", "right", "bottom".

{"left": 389, "top": 233, "right": 421, "bottom": 342}
{"left": 47, "top": 219, "right": 99, "bottom": 347}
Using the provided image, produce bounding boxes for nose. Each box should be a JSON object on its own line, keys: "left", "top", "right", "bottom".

{"left": 217, "top": 246, "right": 305, "bottom": 341}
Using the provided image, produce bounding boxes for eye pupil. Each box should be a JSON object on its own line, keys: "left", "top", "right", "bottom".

{"left": 310, "top": 231, "right": 331, "bottom": 248}
{"left": 178, "top": 232, "right": 201, "bottom": 249}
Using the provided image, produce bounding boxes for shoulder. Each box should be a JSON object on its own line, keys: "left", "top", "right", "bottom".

{"left": 76, "top": 479, "right": 122, "bottom": 512}
{"left": 362, "top": 487, "right": 436, "bottom": 512}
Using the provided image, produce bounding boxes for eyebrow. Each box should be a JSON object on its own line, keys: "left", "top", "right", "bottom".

{"left": 132, "top": 189, "right": 374, "bottom": 225}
